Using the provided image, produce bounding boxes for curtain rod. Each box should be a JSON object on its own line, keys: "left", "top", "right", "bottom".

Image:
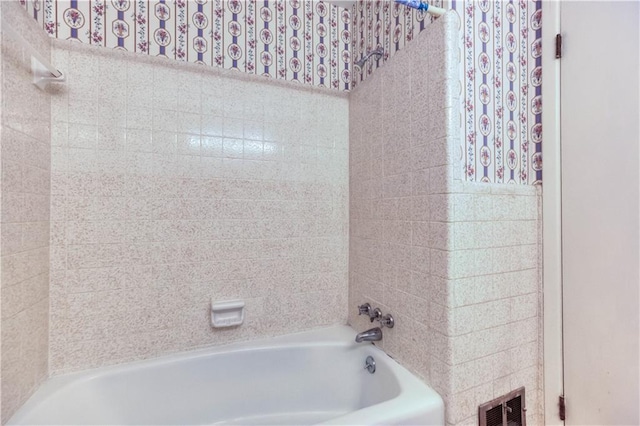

{"left": 395, "top": 0, "right": 446, "bottom": 16}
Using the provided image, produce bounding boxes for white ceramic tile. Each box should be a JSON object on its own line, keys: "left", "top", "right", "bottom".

{"left": 1, "top": 2, "right": 52, "bottom": 421}
{"left": 48, "top": 43, "right": 350, "bottom": 375}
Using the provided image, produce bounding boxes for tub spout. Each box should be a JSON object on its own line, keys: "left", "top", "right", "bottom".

{"left": 355, "top": 327, "right": 383, "bottom": 343}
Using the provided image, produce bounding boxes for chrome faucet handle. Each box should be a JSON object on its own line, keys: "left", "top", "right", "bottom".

{"left": 357, "top": 303, "right": 383, "bottom": 323}
{"left": 378, "top": 314, "right": 394, "bottom": 328}
{"left": 369, "top": 308, "right": 382, "bottom": 323}
{"left": 358, "top": 303, "right": 372, "bottom": 316}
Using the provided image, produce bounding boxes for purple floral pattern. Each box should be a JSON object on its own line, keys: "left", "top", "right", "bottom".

{"left": 352, "top": 0, "right": 442, "bottom": 84}
{"left": 25, "top": 0, "right": 351, "bottom": 91}
{"left": 352, "top": 0, "right": 542, "bottom": 185}
{"left": 459, "top": 0, "right": 542, "bottom": 184}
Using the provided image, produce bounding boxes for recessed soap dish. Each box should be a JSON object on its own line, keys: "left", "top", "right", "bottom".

{"left": 211, "top": 299, "right": 245, "bottom": 328}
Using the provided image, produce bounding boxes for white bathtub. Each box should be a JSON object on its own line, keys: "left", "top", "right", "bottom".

{"left": 8, "top": 326, "right": 444, "bottom": 425}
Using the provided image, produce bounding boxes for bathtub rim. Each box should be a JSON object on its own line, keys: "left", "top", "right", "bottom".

{"left": 8, "top": 325, "right": 444, "bottom": 425}
{"left": 51, "top": 325, "right": 362, "bottom": 382}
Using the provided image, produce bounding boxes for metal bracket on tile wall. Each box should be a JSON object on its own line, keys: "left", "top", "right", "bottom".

{"left": 32, "top": 57, "right": 66, "bottom": 90}
{"left": 1, "top": 19, "right": 66, "bottom": 90}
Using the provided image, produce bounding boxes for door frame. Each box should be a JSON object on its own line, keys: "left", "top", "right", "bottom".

{"left": 541, "top": 1, "right": 563, "bottom": 425}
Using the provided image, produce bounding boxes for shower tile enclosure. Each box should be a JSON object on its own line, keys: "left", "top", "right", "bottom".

{"left": 348, "top": 14, "right": 542, "bottom": 426}
{"left": 1, "top": 1, "right": 543, "bottom": 425}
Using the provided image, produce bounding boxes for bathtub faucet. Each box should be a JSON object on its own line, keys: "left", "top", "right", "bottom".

{"left": 355, "top": 327, "right": 383, "bottom": 343}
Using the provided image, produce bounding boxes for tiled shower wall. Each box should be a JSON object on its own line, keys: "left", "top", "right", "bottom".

{"left": 0, "top": 1, "right": 51, "bottom": 422}
{"left": 49, "top": 41, "right": 349, "bottom": 373}
{"left": 349, "top": 9, "right": 458, "bottom": 382}
{"left": 436, "top": 184, "right": 542, "bottom": 425}
{"left": 348, "top": 12, "right": 543, "bottom": 426}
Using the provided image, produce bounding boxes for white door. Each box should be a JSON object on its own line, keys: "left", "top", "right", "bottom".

{"left": 560, "top": 1, "right": 639, "bottom": 424}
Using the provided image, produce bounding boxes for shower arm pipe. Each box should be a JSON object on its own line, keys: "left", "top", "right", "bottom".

{"left": 1, "top": 18, "right": 64, "bottom": 79}
{"left": 394, "top": 0, "right": 446, "bottom": 16}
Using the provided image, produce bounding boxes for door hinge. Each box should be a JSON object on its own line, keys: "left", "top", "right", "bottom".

{"left": 556, "top": 34, "right": 562, "bottom": 59}
{"left": 559, "top": 395, "right": 566, "bottom": 421}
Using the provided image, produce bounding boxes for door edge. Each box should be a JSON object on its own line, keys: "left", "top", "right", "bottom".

{"left": 541, "top": 1, "right": 564, "bottom": 425}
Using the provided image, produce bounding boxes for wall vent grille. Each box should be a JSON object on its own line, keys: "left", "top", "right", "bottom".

{"left": 479, "top": 387, "right": 526, "bottom": 426}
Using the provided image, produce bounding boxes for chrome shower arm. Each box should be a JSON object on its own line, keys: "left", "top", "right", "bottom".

{"left": 355, "top": 47, "right": 384, "bottom": 68}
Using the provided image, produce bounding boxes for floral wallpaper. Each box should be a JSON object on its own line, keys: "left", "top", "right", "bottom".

{"left": 22, "top": 0, "right": 542, "bottom": 183}
{"left": 351, "top": 0, "right": 444, "bottom": 85}
{"left": 460, "top": 0, "right": 542, "bottom": 184}
{"left": 21, "top": 0, "right": 353, "bottom": 90}
{"left": 352, "top": 0, "right": 542, "bottom": 185}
